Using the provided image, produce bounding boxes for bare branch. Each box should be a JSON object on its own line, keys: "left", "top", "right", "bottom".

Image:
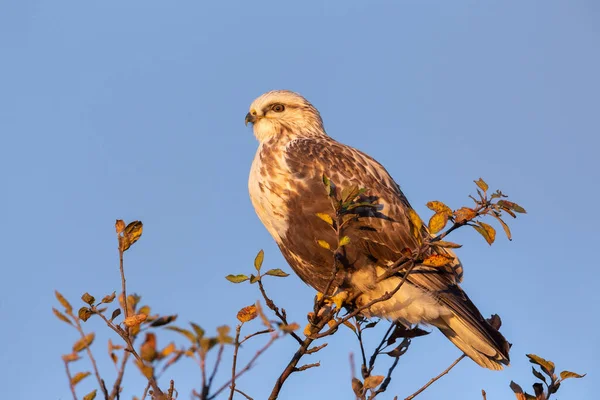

{"left": 404, "top": 354, "right": 466, "bottom": 400}
{"left": 64, "top": 359, "right": 79, "bottom": 400}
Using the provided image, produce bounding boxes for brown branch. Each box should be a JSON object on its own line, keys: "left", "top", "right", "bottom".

{"left": 64, "top": 359, "right": 78, "bottom": 400}
{"left": 109, "top": 350, "right": 131, "bottom": 399}
{"left": 306, "top": 342, "right": 327, "bottom": 354}
{"left": 257, "top": 280, "right": 303, "bottom": 345}
{"left": 367, "top": 322, "right": 396, "bottom": 375}
{"left": 209, "top": 332, "right": 278, "bottom": 400}
{"left": 205, "top": 343, "right": 225, "bottom": 396}
{"left": 268, "top": 336, "right": 316, "bottom": 400}
{"left": 294, "top": 362, "right": 320, "bottom": 372}
{"left": 228, "top": 325, "right": 243, "bottom": 400}
{"left": 481, "top": 389, "right": 487, "bottom": 400}
{"left": 141, "top": 382, "right": 151, "bottom": 399}
{"left": 71, "top": 314, "right": 109, "bottom": 399}
{"left": 404, "top": 354, "right": 466, "bottom": 400}
{"left": 234, "top": 388, "right": 254, "bottom": 400}
{"left": 371, "top": 355, "right": 401, "bottom": 398}
{"left": 240, "top": 329, "right": 274, "bottom": 345}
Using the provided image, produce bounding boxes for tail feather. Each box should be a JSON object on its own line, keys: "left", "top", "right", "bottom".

{"left": 434, "top": 312, "right": 510, "bottom": 370}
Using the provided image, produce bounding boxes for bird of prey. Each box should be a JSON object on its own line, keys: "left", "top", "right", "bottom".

{"left": 245, "top": 90, "right": 510, "bottom": 370}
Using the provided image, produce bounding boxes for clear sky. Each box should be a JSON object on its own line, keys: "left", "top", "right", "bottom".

{"left": 1, "top": 1, "right": 598, "bottom": 399}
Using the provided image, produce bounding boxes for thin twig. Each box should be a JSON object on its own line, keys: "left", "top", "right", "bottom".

{"left": 293, "top": 362, "right": 320, "bottom": 372}
{"left": 206, "top": 344, "right": 225, "bottom": 395}
{"left": 64, "top": 360, "right": 78, "bottom": 400}
{"left": 481, "top": 389, "right": 487, "bottom": 400}
{"left": 257, "top": 280, "right": 303, "bottom": 345}
{"left": 228, "top": 325, "right": 243, "bottom": 400}
{"left": 71, "top": 316, "right": 109, "bottom": 399}
{"left": 404, "top": 354, "right": 466, "bottom": 400}
{"left": 234, "top": 388, "right": 254, "bottom": 400}
{"left": 209, "top": 332, "right": 278, "bottom": 400}
{"left": 240, "top": 329, "right": 274, "bottom": 345}
{"left": 367, "top": 322, "right": 396, "bottom": 375}
{"left": 372, "top": 355, "right": 401, "bottom": 397}
{"left": 110, "top": 350, "right": 131, "bottom": 399}
{"left": 141, "top": 382, "right": 151, "bottom": 399}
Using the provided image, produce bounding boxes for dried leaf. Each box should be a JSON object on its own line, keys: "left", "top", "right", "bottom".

{"left": 71, "top": 371, "right": 91, "bottom": 386}
{"left": 190, "top": 322, "right": 205, "bottom": 339}
{"left": 363, "top": 375, "right": 385, "bottom": 390}
{"left": 124, "top": 314, "right": 147, "bottom": 327}
{"left": 342, "top": 320, "right": 357, "bottom": 333}
{"left": 110, "top": 352, "right": 118, "bottom": 365}
{"left": 101, "top": 292, "right": 116, "bottom": 304}
{"left": 527, "top": 354, "right": 555, "bottom": 375}
{"left": 53, "top": 308, "right": 72, "bottom": 325}
{"left": 338, "top": 236, "right": 351, "bottom": 246}
{"left": 250, "top": 274, "right": 260, "bottom": 284}
{"left": 136, "top": 360, "right": 154, "bottom": 379}
{"left": 408, "top": 209, "right": 422, "bottom": 232}
{"left": 280, "top": 322, "right": 300, "bottom": 333}
{"left": 387, "top": 338, "right": 411, "bottom": 357}
{"left": 140, "top": 333, "right": 157, "bottom": 362}
{"left": 432, "top": 240, "right": 462, "bottom": 249}
{"left": 426, "top": 201, "right": 452, "bottom": 215}
{"left": 150, "top": 315, "right": 178, "bottom": 327}
{"left": 341, "top": 185, "right": 360, "bottom": 203}
{"left": 62, "top": 353, "right": 80, "bottom": 363}
{"left": 254, "top": 249, "right": 264, "bottom": 271}
{"left": 115, "top": 219, "right": 126, "bottom": 234}
{"left": 121, "top": 221, "right": 143, "bottom": 251}
{"left": 81, "top": 293, "right": 95, "bottom": 306}
{"left": 83, "top": 390, "right": 97, "bottom": 400}
{"left": 428, "top": 212, "right": 448, "bottom": 234}
{"left": 497, "top": 200, "right": 527, "bottom": 214}
{"left": 454, "top": 207, "right": 477, "bottom": 223}
{"left": 166, "top": 326, "right": 197, "bottom": 343}
{"left": 474, "top": 178, "right": 489, "bottom": 192}
{"left": 55, "top": 290, "right": 72, "bottom": 313}
{"left": 560, "top": 370, "right": 586, "bottom": 380}
{"left": 492, "top": 215, "right": 512, "bottom": 241}
{"left": 237, "top": 305, "right": 258, "bottom": 323}
{"left": 110, "top": 308, "right": 121, "bottom": 322}
{"left": 316, "top": 213, "right": 333, "bottom": 225}
{"left": 422, "top": 254, "right": 454, "bottom": 267}
{"left": 317, "top": 240, "right": 331, "bottom": 250}
{"left": 225, "top": 274, "right": 249, "bottom": 283}
{"left": 352, "top": 378, "right": 363, "bottom": 397}
{"left": 265, "top": 268, "right": 289, "bottom": 277}
{"left": 217, "top": 325, "right": 233, "bottom": 344}
{"left": 78, "top": 307, "right": 93, "bottom": 322}
{"left": 473, "top": 222, "right": 496, "bottom": 245}
{"left": 532, "top": 367, "right": 546, "bottom": 384}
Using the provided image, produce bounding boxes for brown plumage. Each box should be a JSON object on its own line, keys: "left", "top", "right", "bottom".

{"left": 246, "top": 90, "right": 510, "bottom": 370}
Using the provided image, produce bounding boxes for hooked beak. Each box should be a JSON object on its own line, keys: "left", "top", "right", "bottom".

{"left": 245, "top": 112, "right": 256, "bottom": 126}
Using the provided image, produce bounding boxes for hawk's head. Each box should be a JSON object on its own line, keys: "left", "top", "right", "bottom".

{"left": 245, "top": 90, "right": 325, "bottom": 142}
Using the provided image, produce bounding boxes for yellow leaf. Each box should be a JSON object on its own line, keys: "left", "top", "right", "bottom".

{"left": 473, "top": 222, "right": 496, "bottom": 245}
{"left": 330, "top": 291, "right": 348, "bottom": 309}
{"left": 62, "top": 353, "right": 80, "bottom": 363}
{"left": 83, "top": 390, "right": 97, "bottom": 400}
{"left": 338, "top": 236, "right": 351, "bottom": 246}
{"left": 124, "top": 314, "right": 147, "bottom": 327}
{"left": 408, "top": 209, "right": 423, "bottom": 242}
{"left": 316, "top": 213, "right": 333, "bottom": 225}
{"left": 120, "top": 221, "right": 143, "bottom": 251}
{"left": 53, "top": 308, "right": 72, "bottom": 325}
{"left": 70, "top": 371, "right": 91, "bottom": 386}
{"left": 73, "top": 333, "right": 95, "bottom": 352}
{"left": 317, "top": 240, "right": 331, "bottom": 250}
{"left": 428, "top": 212, "right": 448, "bottom": 234}
{"left": 135, "top": 360, "right": 154, "bottom": 379}
{"left": 160, "top": 342, "right": 176, "bottom": 358}
{"left": 140, "top": 333, "right": 157, "bottom": 362}
{"left": 426, "top": 201, "right": 452, "bottom": 215}
{"left": 363, "top": 375, "right": 385, "bottom": 390}
{"left": 422, "top": 254, "right": 454, "bottom": 267}
{"left": 432, "top": 240, "right": 462, "bottom": 249}
{"left": 474, "top": 178, "right": 489, "bottom": 192}
{"left": 454, "top": 207, "right": 476, "bottom": 223}
{"left": 237, "top": 305, "right": 258, "bottom": 323}
{"left": 254, "top": 249, "right": 264, "bottom": 271}
{"left": 560, "top": 370, "right": 586, "bottom": 380}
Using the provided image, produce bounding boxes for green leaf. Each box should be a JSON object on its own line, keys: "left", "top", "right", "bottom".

{"left": 560, "top": 370, "right": 586, "bottom": 380}
{"left": 78, "top": 307, "right": 93, "bottom": 322}
{"left": 73, "top": 333, "right": 95, "bottom": 352}
{"left": 474, "top": 178, "right": 489, "bottom": 192}
{"left": 53, "top": 308, "right": 72, "bottom": 325}
{"left": 316, "top": 213, "right": 333, "bottom": 225}
{"left": 225, "top": 274, "right": 249, "bottom": 283}
{"left": 70, "top": 371, "right": 91, "bottom": 386}
{"left": 165, "top": 326, "right": 197, "bottom": 343}
{"left": 190, "top": 322, "right": 205, "bottom": 339}
{"left": 55, "top": 290, "right": 73, "bottom": 313}
{"left": 254, "top": 249, "right": 264, "bottom": 271}
{"left": 338, "top": 236, "right": 351, "bottom": 246}
{"left": 265, "top": 268, "right": 290, "bottom": 277}
{"left": 83, "top": 389, "right": 97, "bottom": 400}
{"left": 81, "top": 293, "right": 95, "bottom": 305}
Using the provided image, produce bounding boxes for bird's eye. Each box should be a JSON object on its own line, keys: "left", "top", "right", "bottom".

{"left": 272, "top": 104, "right": 285, "bottom": 112}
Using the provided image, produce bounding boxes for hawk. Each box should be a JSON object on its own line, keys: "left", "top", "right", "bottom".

{"left": 245, "top": 90, "right": 510, "bottom": 370}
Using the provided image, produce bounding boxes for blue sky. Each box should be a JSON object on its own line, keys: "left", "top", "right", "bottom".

{"left": 1, "top": 1, "right": 598, "bottom": 399}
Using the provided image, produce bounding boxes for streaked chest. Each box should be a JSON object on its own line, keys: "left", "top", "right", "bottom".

{"left": 248, "top": 143, "right": 292, "bottom": 241}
